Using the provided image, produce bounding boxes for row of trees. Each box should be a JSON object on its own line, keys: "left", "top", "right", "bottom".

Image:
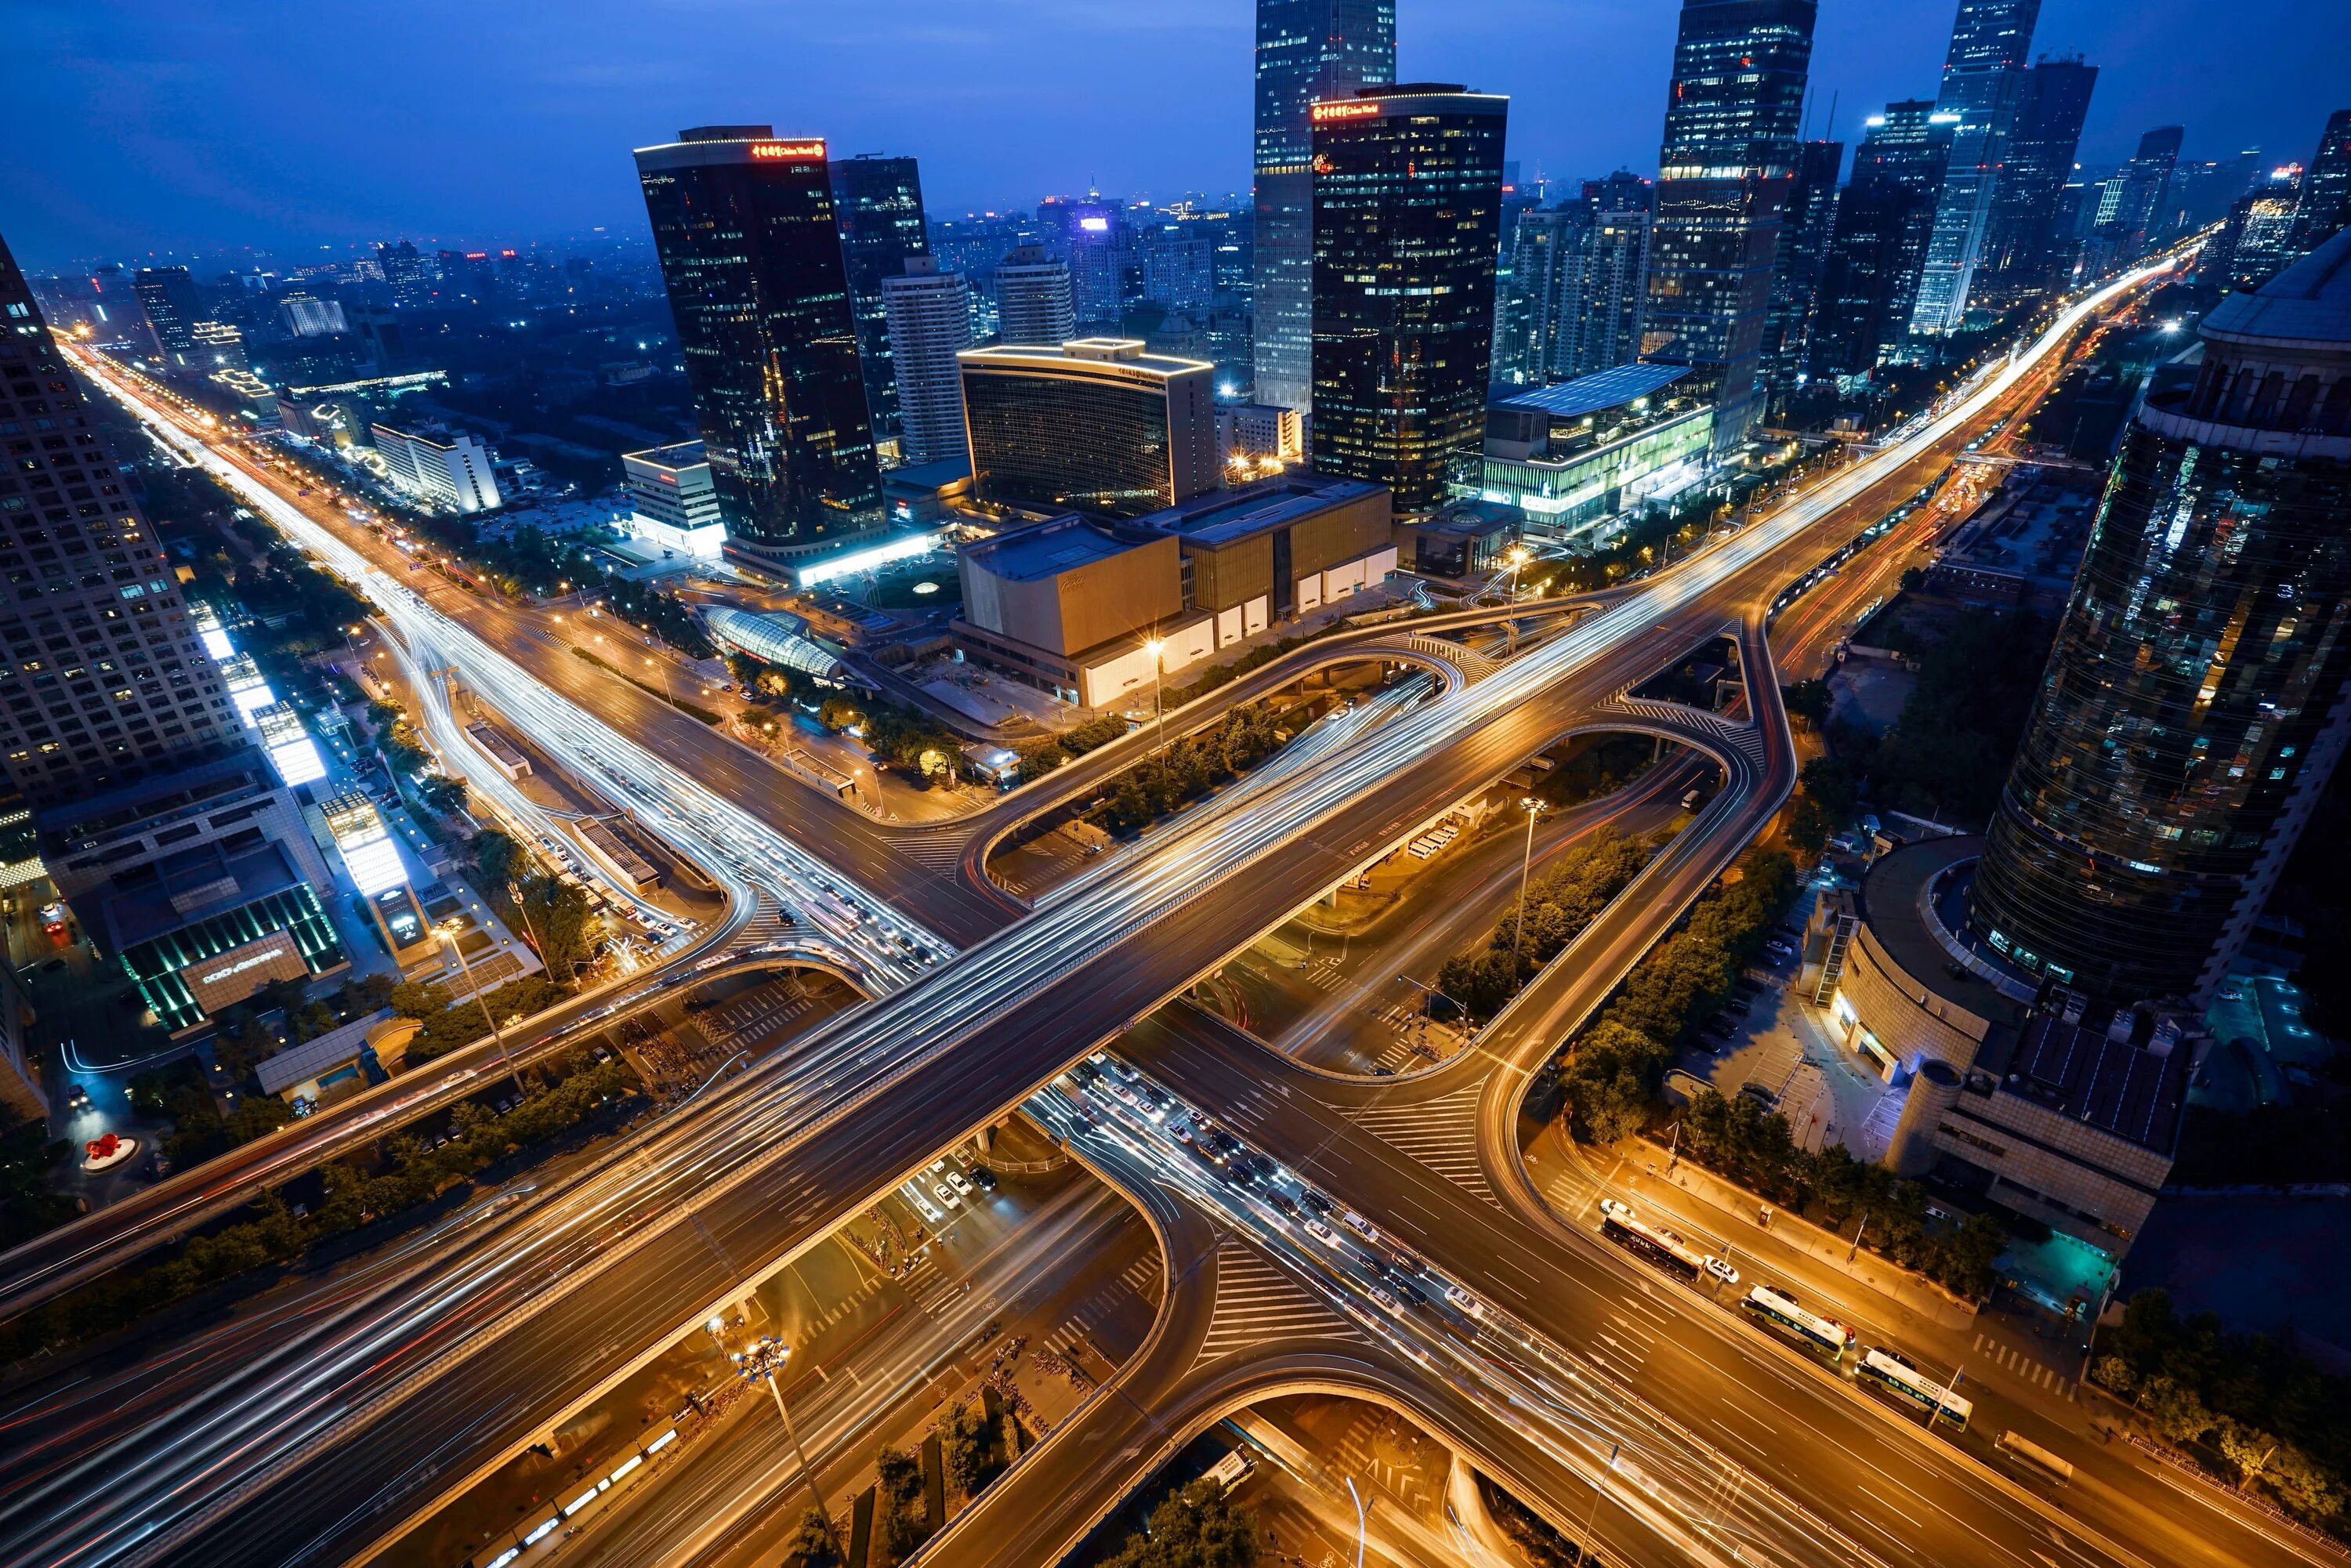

{"left": 2094, "top": 1288, "right": 2349, "bottom": 1526}
{"left": 1436, "top": 829, "right": 1652, "bottom": 1021}
{"left": 1557, "top": 846, "right": 1799, "bottom": 1143}
{"left": 0, "top": 1053, "right": 640, "bottom": 1368}
{"left": 1100, "top": 1479, "right": 1261, "bottom": 1568}
{"left": 473, "top": 828, "right": 604, "bottom": 981}
{"left": 1094, "top": 706, "right": 1291, "bottom": 835}
{"left": 126, "top": 1061, "right": 294, "bottom": 1168}
{"left": 1675, "top": 1088, "right": 2009, "bottom": 1298}
{"left": 393, "top": 972, "right": 574, "bottom": 1065}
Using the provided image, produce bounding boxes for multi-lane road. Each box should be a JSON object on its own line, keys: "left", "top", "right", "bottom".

{"left": 0, "top": 253, "right": 2264, "bottom": 1568}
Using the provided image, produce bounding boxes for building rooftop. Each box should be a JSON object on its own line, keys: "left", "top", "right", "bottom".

{"left": 1856, "top": 835, "right": 2030, "bottom": 1030}
{"left": 103, "top": 838, "right": 305, "bottom": 953}
{"left": 2203, "top": 226, "right": 2351, "bottom": 349}
{"left": 1497, "top": 363, "right": 1694, "bottom": 421}
{"left": 625, "top": 440, "right": 708, "bottom": 471}
{"left": 964, "top": 517, "right": 1139, "bottom": 582}
{"left": 958, "top": 342, "right": 1212, "bottom": 380}
{"left": 1136, "top": 472, "right": 1388, "bottom": 546}
{"left": 1976, "top": 1008, "right": 2194, "bottom": 1157}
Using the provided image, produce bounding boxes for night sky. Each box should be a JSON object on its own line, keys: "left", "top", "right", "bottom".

{"left": 8, "top": 0, "right": 2346, "bottom": 267}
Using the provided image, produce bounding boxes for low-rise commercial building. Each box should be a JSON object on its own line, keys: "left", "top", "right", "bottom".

{"left": 952, "top": 472, "right": 1396, "bottom": 707}
{"left": 620, "top": 441, "right": 726, "bottom": 560}
{"left": 1473, "top": 363, "right": 1714, "bottom": 541}
{"left": 1813, "top": 835, "right": 2195, "bottom": 1262}
{"left": 958, "top": 339, "right": 1219, "bottom": 520}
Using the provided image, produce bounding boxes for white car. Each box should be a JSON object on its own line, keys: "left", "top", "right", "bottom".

{"left": 911, "top": 1193, "right": 941, "bottom": 1222}
{"left": 1704, "top": 1256, "right": 1740, "bottom": 1286}
{"left": 1342, "top": 1211, "right": 1380, "bottom": 1244}
{"left": 1599, "top": 1197, "right": 1636, "bottom": 1224}
{"left": 933, "top": 1183, "right": 960, "bottom": 1209}
{"left": 947, "top": 1171, "right": 973, "bottom": 1197}
{"left": 1306, "top": 1219, "right": 1340, "bottom": 1247}
{"left": 1444, "top": 1282, "right": 1484, "bottom": 1319}
{"left": 1367, "top": 1285, "right": 1402, "bottom": 1315}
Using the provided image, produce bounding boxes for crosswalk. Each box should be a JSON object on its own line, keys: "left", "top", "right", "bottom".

{"left": 1196, "top": 1246, "right": 1357, "bottom": 1365}
{"left": 804, "top": 1264, "right": 893, "bottom": 1334}
{"left": 890, "top": 834, "right": 968, "bottom": 874}
{"left": 699, "top": 983, "right": 815, "bottom": 1048}
{"left": 1042, "top": 1255, "right": 1164, "bottom": 1364}
{"left": 1343, "top": 1085, "right": 1498, "bottom": 1207}
{"left": 1971, "top": 1331, "right": 2076, "bottom": 1400}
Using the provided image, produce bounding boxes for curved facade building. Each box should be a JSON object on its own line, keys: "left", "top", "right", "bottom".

{"left": 1971, "top": 230, "right": 2351, "bottom": 1005}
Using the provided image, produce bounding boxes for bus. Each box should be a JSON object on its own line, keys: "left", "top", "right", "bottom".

{"left": 1600, "top": 1200, "right": 1708, "bottom": 1284}
{"left": 1741, "top": 1284, "right": 1856, "bottom": 1361}
{"left": 1857, "top": 1348, "right": 1972, "bottom": 1430}
{"left": 1995, "top": 1429, "right": 2074, "bottom": 1485}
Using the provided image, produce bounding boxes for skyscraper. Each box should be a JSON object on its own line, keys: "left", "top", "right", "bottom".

{"left": 1762, "top": 139, "right": 1846, "bottom": 401}
{"left": 1809, "top": 103, "right": 1958, "bottom": 378}
{"left": 636, "top": 126, "right": 884, "bottom": 562}
{"left": 1252, "top": 0, "right": 1396, "bottom": 414}
{"left": 2208, "top": 169, "right": 2306, "bottom": 294}
{"left": 1063, "top": 197, "right": 1128, "bottom": 330}
{"left": 1567, "top": 175, "right": 1657, "bottom": 382}
{"left": 0, "top": 232, "right": 240, "bottom": 806}
{"left": 1977, "top": 56, "right": 2099, "bottom": 306}
{"left": 1908, "top": 0, "right": 2042, "bottom": 335}
{"left": 2291, "top": 109, "right": 2351, "bottom": 252}
{"left": 1310, "top": 84, "right": 1509, "bottom": 519}
{"left": 376, "top": 241, "right": 431, "bottom": 310}
{"left": 881, "top": 258, "right": 974, "bottom": 467}
{"left": 829, "top": 154, "right": 933, "bottom": 452}
{"left": 132, "top": 266, "right": 200, "bottom": 368}
{"left": 1642, "top": 0, "right": 1819, "bottom": 453}
{"left": 1970, "top": 231, "right": 2351, "bottom": 1006}
{"left": 2108, "top": 126, "right": 2186, "bottom": 259}
{"left": 994, "top": 246, "right": 1077, "bottom": 346}
{"left": 1493, "top": 207, "right": 1581, "bottom": 387}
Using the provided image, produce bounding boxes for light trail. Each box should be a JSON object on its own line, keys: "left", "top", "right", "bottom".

{"left": 0, "top": 256, "right": 2180, "bottom": 1567}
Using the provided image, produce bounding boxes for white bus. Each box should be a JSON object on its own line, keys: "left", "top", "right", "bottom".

{"left": 1995, "top": 1429, "right": 2074, "bottom": 1484}
{"left": 1600, "top": 1202, "right": 1708, "bottom": 1284}
{"left": 1857, "top": 1348, "right": 1972, "bottom": 1430}
{"left": 1741, "top": 1284, "right": 1856, "bottom": 1360}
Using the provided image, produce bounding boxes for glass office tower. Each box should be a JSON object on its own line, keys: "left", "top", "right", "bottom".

{"left": 1252, "top": 0, "right": 1395, "bottom": 414}
{"left": 1908, "top": 0, "right": 2042, "bottom": 335}
{"left": 1809, "top": 103, "right": 1958, "bottom": 378}
{"left": 636, "top": 127, "right": 884, "bottom": 559}
{"left": 829, "top": 154, "right": 932, "bottom": 451}
{"left": 1976, "top": 56, "right": 2099, "bottom": 307}
{"left": 1642, "top": 0, "right": 1819, "bottom": 452}
{"left": 1971, "top": 231, "right": 2351, "bottom": 1005}
{"left": 1310, "top": 84, "right": 1509, "bottom": 520}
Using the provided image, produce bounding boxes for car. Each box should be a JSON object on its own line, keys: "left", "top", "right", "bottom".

{"left": 1444, "top": 1282, "right": 1484, "bottom": 1318}
{"left": 1701, "top": 1016, "right": 1738, "bottom": 1040}
{"left": 1264, "top": 1190, "right": 1299, "bottom": 1217}
{"left": 970, "top": 1166, "right": 998, "bottom": 1192}
{"left": 1389, "top": 1248, "right": 1426, "bottom": 1276}
{"left": 933, "top": 1182, "right": 960, "bottom": 1209}
{"left": 911, "top": 1193, "right": 942, "bottom": 1222}
{"left": 947, "top": 1171, "right": 973, "bottom": 1196}
{"left": 1391, "top": 1279, "right": 1428, "bottom": 1309}
{"left": 63, "top": 1085, "right": 91, "bottom": 1112}
{"left": 1306, "top": 1219, "right": 1340, "bottom": 1246}
{"left": 1367, "top": 1284, "right": 1402, "bottom": 1314}
{"left": 1301, "top": 1190, "right": 1335, "bottom": 1216}
{"left": 1342, "top": 1211, "right": 1380, "bottom": 1244}
{"left": 1170, "top": 1120, "right": 1194, "bottom": 1144}
{"left": 1704, "top": 1256, "right": 1741, "bottom": 1286}
{"left": 1738, "top": 1082, "right": 1778, "bottom": 1110}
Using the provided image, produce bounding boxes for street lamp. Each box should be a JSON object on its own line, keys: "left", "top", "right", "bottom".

{"left": 734, "top": 1334, "right": 840, "bottom": 1557}
{"left": 1143, "top": 638, "right": 1168, "bottom": 762}
{"left": 1509, "top": 796, "right": 1543, "bottom": 969}
{"left": 435, "top": 918, "right": 525, "bottom": 1099}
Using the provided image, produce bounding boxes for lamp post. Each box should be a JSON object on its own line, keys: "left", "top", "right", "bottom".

{"left": 1143, "top": 638, "right": 1168, "bottom": 762}
{"left": 1344, "top": 1476, "right": 1366, "bottom": 1568}
{"left": 734, "top": 1334, "right": 839, "bottom": 1557}
{"left": 643, "top": 656, "right": 682, "bottom": 712}
{"left": 1509, "top": 796, "right": 1543, "bottom": 969}
{"left": 436, "top": 918, "right": 524, "bottom": 1099}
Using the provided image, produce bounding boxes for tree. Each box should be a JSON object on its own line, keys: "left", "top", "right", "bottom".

{"left": 1101, "top": 1479, "right": 1259, "bottom": 1568}
{"left": 783, "top": 1506, "right": 841, "bottom": 1567}
{"left": 389, "top": 980, "right": 453, "bottom": 1021}
{"left": 939, "top": 1400, "right": 998, "bottom": 1496}
{"left": 1781, "top": 679, "right": 1832, "bottom": 728}
{"left": 874, "top": 1441, "right": 925, "bottom": 1563}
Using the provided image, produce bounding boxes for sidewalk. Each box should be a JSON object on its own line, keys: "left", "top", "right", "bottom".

{"left": 1527, "top": 1121, "right": 1976, "bottom": 1331}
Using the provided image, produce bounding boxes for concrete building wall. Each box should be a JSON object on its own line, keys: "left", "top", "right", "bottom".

{"left": 1834, "top": 919, "right": 1998, "bottom": 1077}
{"left": 1935, "top": 1092, "right": 2169, "bottom": 1248}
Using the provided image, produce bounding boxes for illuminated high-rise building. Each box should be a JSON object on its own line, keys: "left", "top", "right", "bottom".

{"left": 881, "top": 258, "right": 974, "bottom": 467}
{"left": 2291, "top": 109, "right": 2351, "bottom": 252}
{"left": 829, "top": 154, "right": 932, "bottom": 450}
{"left": 1908, "top": 0, "right": 2042, "bottom": 335}
{"left": 1970, "top": 232, "right": 2351, "bottom": 1006}
{"left": 1978, "top": 56, "right": 2099, "bottom": 306}
{"left": 0, "top": 231, "right": 239, "bottom": 806}
{"left": 993, "top": 246, "right": 1077, "bottom": 347}
{"left": 1642, "top": 0, "right": 1818, "bottom": 451}
{"left": 1310, "top": 84, "right": 1509, "bottom": 519}
{"left": 1762, "top": 139, "right": 1846, "bottom": 399}
{"left": 958, "top": 339, "right": 1219, "bottom": 520}
{"left": 132, "top": 266, "right": 201, "bottom": 368}
{"left": 1810, "top": 103, "right": 1958, "bottom": 378}
{"left": 2107, "top": 126, "right": 2185, "bottom": 259}
{"left": 636, "top": 126, "right": 885, "bottom": 563}
{"left": 1252, "top": 0, "right": 1396, "bottom": 414}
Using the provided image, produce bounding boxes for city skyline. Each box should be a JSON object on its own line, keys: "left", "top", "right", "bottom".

{"left": 8, "top": 0, "right": 2348, "bottom": 266}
